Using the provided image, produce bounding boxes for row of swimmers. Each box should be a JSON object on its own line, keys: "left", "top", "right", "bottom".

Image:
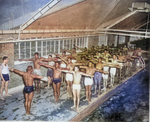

{"left": 0, "top": 45, "right": 148, "bottom": 115}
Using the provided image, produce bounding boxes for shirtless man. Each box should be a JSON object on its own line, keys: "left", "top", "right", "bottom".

{"left": 39, "top": 61, "right": 61, "bottom": 102}
{"left": 137, "top": 48, "right": 146, "bottom": 68}
{"left": 57, "top": 55, "right": 82, "bottom": 96}
{"left": 60, "top": 66, "right": 93, "bottom": 111}
{"left": 94, "top": 57, "right": 103, "bottom": 95}
{"left": 80, "top": 62, "right": 107, "bottom": 102}
{"left": 10, "top": 66, "right": 43, "bottom": 115}
{"left": 0, "top": 56, "right": 12, "bottom": 100}
{"left": 102, "top": 49, "right": 111, "bottom": 62}
{"left": 19, "top": 52, "right": 47, "bottom": 93}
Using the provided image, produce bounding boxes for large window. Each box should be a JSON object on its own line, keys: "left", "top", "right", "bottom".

{"left": 14, "top": 37, "right": 88, "bottom": 61}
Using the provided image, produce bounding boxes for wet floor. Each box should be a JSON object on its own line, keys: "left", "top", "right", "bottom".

{"left": 82, "top": 66, "right": 149, "bottom": 122}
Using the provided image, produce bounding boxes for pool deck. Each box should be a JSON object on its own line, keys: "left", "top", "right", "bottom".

{"left": 0, "top": 67, "right": 144, "bottom": 121}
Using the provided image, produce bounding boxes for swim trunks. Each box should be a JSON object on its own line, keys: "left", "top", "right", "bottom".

{"left": 110, "top": 68, "right": 116, "bottom": 76}
{"left": 53, "top": 78, "right": 61, "bottom": 84}
{"left": 84, "top": 77, "right": 93, "bottom": 86}
{"left": 34, "top": 69, "right": 41, "bottom": 76}
{"left": 24, "top": 86, "right": 34, "bottom": 93}
{"left": 73, "top": 84, "right": 81, "bottom": 90}
{"left": 94, "top": 72, "right": 102, "bottom": 85}
{"left": 102, "top": 66, "right": 109, "bottom": 79}
{"left": 2, "top": 74, "right": 9, "bottom": 81}
{"left": 66, "top": 73, "right": 73, "bottom": 81}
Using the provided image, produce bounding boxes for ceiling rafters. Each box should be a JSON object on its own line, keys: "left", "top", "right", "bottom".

{"left": 95, "top": 0, "right": 120, "bottom": 29}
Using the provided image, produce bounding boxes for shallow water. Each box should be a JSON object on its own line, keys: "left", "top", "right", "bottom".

{"left": 82, "top": 67, "right": 149, "bottom": 122}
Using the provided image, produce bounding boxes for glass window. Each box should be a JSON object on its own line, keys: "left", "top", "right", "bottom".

{"left": 20, "top": 42, "right": 25, "bottom": 59}
{"left": 43, "top": 41, "right": 47, "bottom": 56}
{"left": 31, "top": 41, "right": 36, "bottom": 58}
{"left": 14, "top": 43, "right": 19, "bottom": 60}
{"left": 37, "top": 41, "right": 41, "bottom": 55}
{"left": 55, "top": 40, "right": 59, "bottom": 53}
{"left": 26, "top": 42, "right": 30, "bottom": 59}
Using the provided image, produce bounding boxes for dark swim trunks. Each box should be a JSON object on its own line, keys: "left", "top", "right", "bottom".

{"left": 53, "top": 78, "right": 61, "bottom": 84}
{"left": 24, "top": 86, "right": 34, "bottom": 93}
{"left": 2, "top": 74, "right": 10, "bottom": 81}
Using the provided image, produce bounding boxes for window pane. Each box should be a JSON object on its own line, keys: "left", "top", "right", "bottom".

{"left": 51, "top": 41, "right": 54, "bottom": 53}
{"left": 14, "top": 43, "right": 19, "bottom": 60}
{"left": 60, "top": 40, "right": 63, "bottom": 53}
{"left": 47, "top": 41, "right": 50, "bottom": 54}
{"left": 26, "top": 42, "right": 30, "bottom": 59}
{"left": 43, "top": 41, "right": 46, "bottom": 56}
{"left": 20, "top": 42, "right": 25, "bottom": 59}
{"left": 37, "top": 41, "right": 41, "bottom": 55}
{"left": 31, "top": 41, "right": 36, "bottom": 58}
{"left": 55, "top": 40, "right": 59, "bottom": 53}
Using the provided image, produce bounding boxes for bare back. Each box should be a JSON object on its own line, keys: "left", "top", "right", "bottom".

{"left": 22, "top": 72, "right": 34, "bottom": 86}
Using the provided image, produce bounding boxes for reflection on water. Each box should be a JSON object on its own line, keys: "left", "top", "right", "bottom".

{"left": 82, "top": 66, "right": 149, "bottom": 122}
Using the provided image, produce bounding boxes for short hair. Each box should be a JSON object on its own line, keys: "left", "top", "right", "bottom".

{"left": 68, "top": 57, "right": 72, "bottom": 60}
{"left": 98, "top": 57, "right": 102, "bottom": 60}
{"left": 104, "top": 49, "right": 107, "bottom": 51}
{"left": 3, "top": 56, "right": 8, "bottom": 61}
{"left": 55, "top": 61, "right": 60, "bottom": 65}
{"left": 62, "top": 51, "right": 66, "bottom": 54}
{"left": 34, "top": 52, "right": 39, "bottom": 56}
{"left": 73, "top": 48, "right": 76, "bottom": 50}
{"left": 49, "top": 55, "right": 52, "bottom": 57}
{"left": 74, "top": 66, "right": 80, "bottom": 71}
{"left": 26, "top": 66, "right": 33, "bottom": 72}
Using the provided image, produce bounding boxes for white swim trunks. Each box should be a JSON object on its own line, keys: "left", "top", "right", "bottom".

{"left": 41, "top": 77, "right": 48, "bottom": 82}
{"left": 73, "top": 84, "right": 81, "bottom": 90}
{"left": 66, "top": 73, "right": 73, "bottom": 81}
{"left": 110, "top": 68, "right": 116, "bottom": 76}
{"left": 84, "top": 77, "right": 93, "bottom": 86}
{"left": 102, "top": 66, "right": 109, "bottom": 79}
{"left": 60, "top": 64, "right": 67, "bottom": 68}
{"left": 34, "top": 69, "right": 41, "bottom": 76}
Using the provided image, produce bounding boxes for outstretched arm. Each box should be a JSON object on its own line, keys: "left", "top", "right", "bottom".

{"left": 80, "top": 72, "right": 94, "bottom": 78}
{"left": 31, "top": 74, "right": 43, "bottom": 79}
{"left": 18, "top": 58, "right": 34, "bottom": 62}
{"left": 79, "top": 66, "right": 87, "bottom": 69}
{"left": 58, "top": 69, "right": 74, "bottom": 74}
{"left": 57, "top": 55, "right": 68, "bottom": 64}
{"left": 39, "top": 62, "right": 55, "bottom": 69}
{"left": 11, "top": 69, "right": 24, "bottom": 76}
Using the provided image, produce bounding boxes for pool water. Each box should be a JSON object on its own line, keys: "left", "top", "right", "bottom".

{"left": 82, "top": 66, "right": 149, "bottom": 122}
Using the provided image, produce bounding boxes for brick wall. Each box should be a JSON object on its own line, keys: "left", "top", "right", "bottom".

{"left": 0, "top": 43, "right": 14, "bottom": 68}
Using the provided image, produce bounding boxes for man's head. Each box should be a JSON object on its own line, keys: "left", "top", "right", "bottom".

{"left": 27, "top": 66, "right": 33, "bottom": 73}
{"left": 74, "top": 66, "right": 79, "bottom": 72}
{"left": 67, "top": 57, "right": 72, "bottom": 63}
{"left": 34, "top": 52, "right": 39, "bottom": 59}
{"left": 48, "top": 55, "right": 52, "bottom": 59}
{"left": 98, "top": 57, "right": 102, "bottom": 63}
{"left": 104, "top": 49, "right": 107, "bottom": 53}
{"left": 113, "top": 54, "right": 117, "bottom": 60}
{"left": 55, "top": 61, "right": 60, "bottom": 68}
{"left": 88, "top": 62, "right": 93, "bottom": 68}
{"left": 3, "top": 56, "right": 8, "bottom": 64}
{"left": 72, "top": 48, "right": 76, "bottom": 53}
{"left": 62, "top": 51, "right": 66, "bottom": 56}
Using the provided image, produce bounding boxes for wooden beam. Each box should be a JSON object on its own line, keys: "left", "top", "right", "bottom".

{"left": 96, "top": 0, "right": 120, "bottom": 28}
{"left": 70, "top": 67, "right": 145, "bottom": 122}
{"left": 106, "top": 10, "right": 138, "bottom": 29}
